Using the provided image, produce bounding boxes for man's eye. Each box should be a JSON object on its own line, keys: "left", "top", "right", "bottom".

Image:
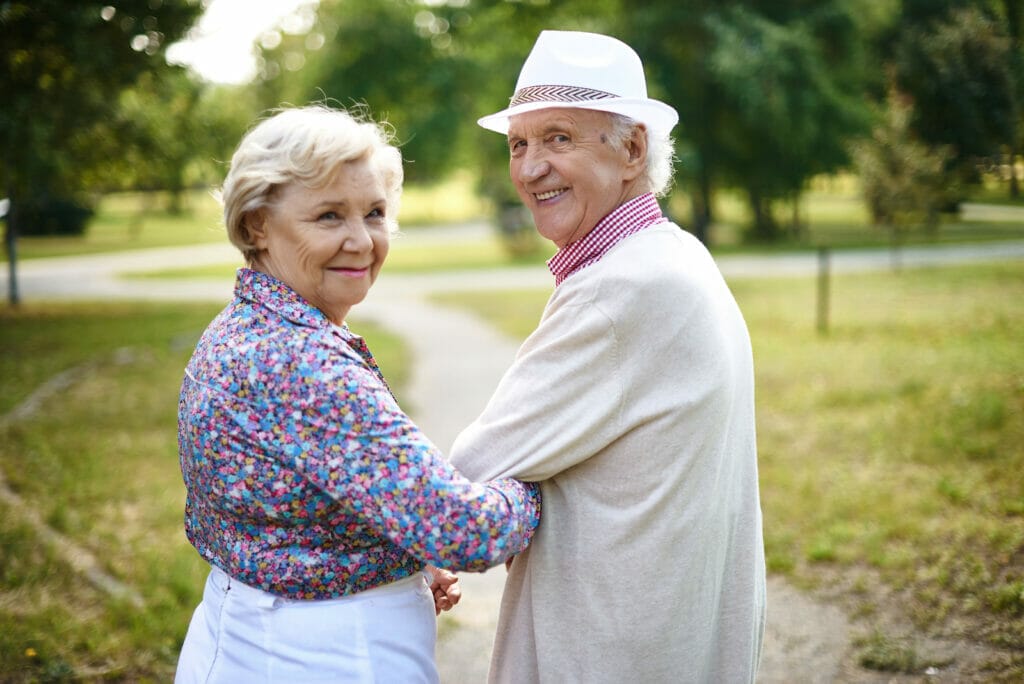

{"left": 510, "top": 139, "right": 526, "bottom": 153}
{"left": 550, "top": 134, "right": 570, "bottom": 144}
{"left": 318, "top": 211, "right": 339, "bottom": 221}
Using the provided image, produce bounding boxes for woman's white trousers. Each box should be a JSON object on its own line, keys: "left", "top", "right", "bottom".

{"left": 175, "top": 565, "right": 439, "bottom": 683}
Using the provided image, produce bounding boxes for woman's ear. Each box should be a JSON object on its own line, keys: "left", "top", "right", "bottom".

{"left": 247, "top": 210, "right": 269, "bottom": 250}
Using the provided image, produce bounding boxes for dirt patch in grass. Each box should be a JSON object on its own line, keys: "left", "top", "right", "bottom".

{"left": 800, "top": 564, "right": 1024, "bottom": 681}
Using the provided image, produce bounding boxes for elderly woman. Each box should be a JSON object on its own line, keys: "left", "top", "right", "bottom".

{"left": 174, "top": 105, "right": 540, "bottom": 683}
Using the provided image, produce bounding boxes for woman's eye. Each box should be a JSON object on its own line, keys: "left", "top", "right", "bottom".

{"left": 367, "top": 207, "right": 385, "bottom": 219}
{"left": 318, "top": 211, "right": 339, "bottom": 221}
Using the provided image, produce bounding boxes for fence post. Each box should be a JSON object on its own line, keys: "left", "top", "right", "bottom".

{"left": 816, "top": 246, "right": 830, "bottom": 335}
{"left": 2, "top": 198, "right": 19, "bottom": 307}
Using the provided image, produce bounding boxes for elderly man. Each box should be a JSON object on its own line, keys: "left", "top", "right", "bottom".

{"left": 449, "top": 30, "right": 766, "bottom": 682}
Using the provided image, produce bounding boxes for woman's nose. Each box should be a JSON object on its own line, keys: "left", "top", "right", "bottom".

{"left": 343, "top": 222, "right": 374, "bottom": 252}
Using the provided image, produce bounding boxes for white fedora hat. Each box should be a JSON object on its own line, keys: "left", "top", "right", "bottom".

{"left": 477, "top": 30, "right": 679, "bottom": 136}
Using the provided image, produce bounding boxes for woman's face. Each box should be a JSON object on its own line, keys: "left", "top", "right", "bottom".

{"left": 251, "top": 157, "right": 391, "bottom": 325}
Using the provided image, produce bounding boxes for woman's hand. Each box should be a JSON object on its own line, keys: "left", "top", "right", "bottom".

{"left": 425, "top": 564, "right": 461, "bottom": 615}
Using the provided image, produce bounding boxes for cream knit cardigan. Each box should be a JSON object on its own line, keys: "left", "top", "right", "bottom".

{"left": 450, "top": 223, "right": 767, "bottom": 683}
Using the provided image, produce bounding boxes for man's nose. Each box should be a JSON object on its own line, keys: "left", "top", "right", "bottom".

{"left": 516, "top": 148, "right": 550, "bottom": 184}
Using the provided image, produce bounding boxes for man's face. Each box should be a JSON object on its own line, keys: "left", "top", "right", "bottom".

{"left": 507, "top": 108, "right": 642, "bottom": 249}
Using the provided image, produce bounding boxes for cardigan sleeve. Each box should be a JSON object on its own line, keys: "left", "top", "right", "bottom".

{"left": 449, "top": 288, "right": 627, "bottom": 482}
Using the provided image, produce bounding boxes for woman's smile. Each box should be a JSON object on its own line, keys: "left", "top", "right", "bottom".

{"left": 329, "top": 265, "right": 371, "bottom": 278}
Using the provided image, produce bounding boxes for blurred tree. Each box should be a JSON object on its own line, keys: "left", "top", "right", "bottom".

{"left": 851, "top": 89, "right": 955, "bottom": 238}
{"left": 624, "top": 0, "right": 870, "bottom": 243}
{"left": 116, "top": 71, "right": 205, "bottom": 212}
{"left": 192, "top": 84, "right": 268, "bottom": 182}
{"left": 248, "top": 0, "right": 321, "bottom": 112}
{"left": 0, "top": 0, "right": 202, "bottom": 303}
{"left": 115, "top": 72, "right": 257, "bottom": 212}
{"left": 996, "top": 0, "right": 1022, "bottom": 197}
{"left": 0, "top": 1, "right": 203, "bottom": 217}
{"left": 622, "top": 1, "right": 724, "bottom": 244}
{"left": 889, "top": 2, "right": 1017, "bottom": 197}
{"left": 268, "top": 0, "right": 474, "bottom": 184}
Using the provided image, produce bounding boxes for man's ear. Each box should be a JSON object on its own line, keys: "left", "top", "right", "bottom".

{"left": 623, "top": 124, "right": 648, "bottom": 181}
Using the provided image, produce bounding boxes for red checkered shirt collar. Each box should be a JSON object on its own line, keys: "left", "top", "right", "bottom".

{"left": 547, "top": 193, "right": 667, "bottom": 286}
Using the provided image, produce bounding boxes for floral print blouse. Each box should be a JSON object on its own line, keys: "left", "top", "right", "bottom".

{"left": 178, "top": 268, "right": 540, "bottom": 599}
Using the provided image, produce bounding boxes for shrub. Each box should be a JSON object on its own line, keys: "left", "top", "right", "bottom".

{"left": 13, "top": 193, "right": 94, "bottom": 237}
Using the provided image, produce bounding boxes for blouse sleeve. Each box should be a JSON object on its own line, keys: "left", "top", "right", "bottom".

{"left": 267, "top": 359, "right": 540, "bottom": 573}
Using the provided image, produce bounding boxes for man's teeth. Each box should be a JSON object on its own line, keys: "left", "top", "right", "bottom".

{"left": 535, "top": 189, "right": 564, "bottom": 201}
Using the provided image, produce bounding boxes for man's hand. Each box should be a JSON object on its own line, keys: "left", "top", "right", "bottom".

{"left": 425, "top": 564, "right": 461, "bottom": 616}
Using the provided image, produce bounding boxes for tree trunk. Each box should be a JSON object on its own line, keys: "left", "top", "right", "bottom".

{"left": 790, "top": 196, "right": 804, "bottom": 242}
{"left": 747, "top": 188, "right": 778, "bottom": 242}
{"left": 1003, "top": 0, "right": 1021, "bottom": 198}
{"left": 168, "top": 167, "right": 187, "bottom": 215}
{"left": 4, "top": 195, "right": 20, "bottom": 307}
{"left": 1010, "top": 151, "right": 1020, "bottom": 199}
{"left": 689, "top": 169, "right": 713, "bottom": 245}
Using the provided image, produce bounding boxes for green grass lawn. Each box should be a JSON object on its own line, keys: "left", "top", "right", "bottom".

{"left": 0, "top": 303, "right": 407, "bottom": 682}
{"left": 434, "top": 261, "right": 1024, "bottom": 678}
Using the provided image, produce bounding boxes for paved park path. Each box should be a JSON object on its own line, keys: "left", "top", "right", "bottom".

{"left": 3, "top": 214, "right": 1024, "bottom": 682}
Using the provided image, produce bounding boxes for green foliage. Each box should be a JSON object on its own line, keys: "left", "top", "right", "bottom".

{"left": 2, "top": 0, "right": 1020, "bottom": 253}
{"left": 624, "top": 1, "right": 871, "bottom": 242}
{"left": 703, "top": 5, "right": 870, "bottom": 240}
{"left": 11, "top": 193, "right": 94, "bottom": 237}
{"left": 850, "top": 90, "right": 955, "bottom": 232}
{"left": 0, "top": 0, "right": 204, "bottom": 249}
{"left": 270, "top": 0, "right": 475, "bottom": 184}
{"left": 114, "top": 71, "right": 257, "bottom": 206}
{"left": 891, "top": 4, "right": 1018, "bottom": 181}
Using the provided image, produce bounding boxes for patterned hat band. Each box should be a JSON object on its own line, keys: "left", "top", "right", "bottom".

{"left": 509, "top": 84, "right": 619, "bottom": 107}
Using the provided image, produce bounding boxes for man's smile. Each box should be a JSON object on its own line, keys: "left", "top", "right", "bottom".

{"left": 534, "top": 188, "right": 567, "bottom": 201}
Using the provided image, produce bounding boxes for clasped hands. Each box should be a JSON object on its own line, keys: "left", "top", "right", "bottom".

{"left": 425, "top": 556, "right": 517, "bottom": 616}
{"left": 425, "top": 564, "right": 461, "bottom": 615}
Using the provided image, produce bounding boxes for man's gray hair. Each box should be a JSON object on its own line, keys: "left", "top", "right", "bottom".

{"left": 606, "top": 113, "right": 676, "bottom": 197}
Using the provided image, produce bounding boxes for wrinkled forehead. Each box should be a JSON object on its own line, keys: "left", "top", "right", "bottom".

{"left": 507, "top": 106, "right": 613, "bottom": 138}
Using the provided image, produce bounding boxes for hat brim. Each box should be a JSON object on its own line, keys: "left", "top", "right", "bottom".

{"left": 477, "top": 97, "right": 679, "bottom": 136}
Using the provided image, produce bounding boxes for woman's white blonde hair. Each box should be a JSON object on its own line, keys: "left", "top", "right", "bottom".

{"left": 220, "top": 104, "right": 404, "bottom": 263}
